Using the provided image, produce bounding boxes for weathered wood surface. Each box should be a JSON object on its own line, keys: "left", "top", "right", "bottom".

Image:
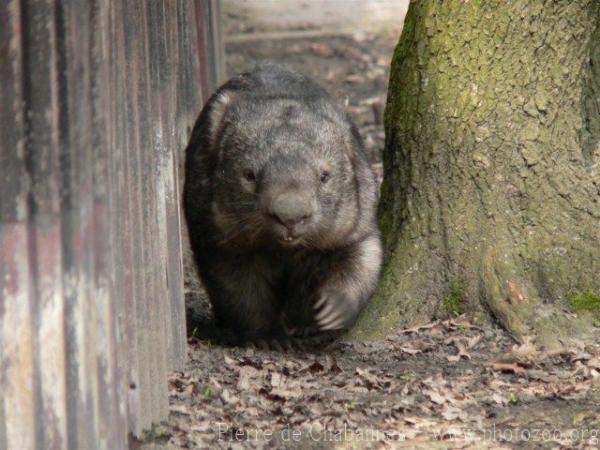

{"left": 0, "top": 0, "right": 220, "bottom": 447}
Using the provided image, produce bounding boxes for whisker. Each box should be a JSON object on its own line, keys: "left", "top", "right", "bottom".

{"left": 216, "top": 212, "right": 266, "bottom": 246}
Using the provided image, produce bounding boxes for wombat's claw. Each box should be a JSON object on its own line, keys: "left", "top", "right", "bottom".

{"left": 314, "top": 299, "right": 346, "bottom": 331}
{"left": 314, "top": 295, "right": 327, "bottom": 310}
{"left": 318, "top": 314, "right": 346, "bottom": 331}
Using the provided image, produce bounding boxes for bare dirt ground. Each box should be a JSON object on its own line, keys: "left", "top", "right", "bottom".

{"left": 143, "top": 3, "right": 600, "bottom": 449}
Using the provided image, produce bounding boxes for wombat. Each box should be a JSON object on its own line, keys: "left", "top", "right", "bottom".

{"left": 184, "top": 64, "right": 382, "bottom": 344}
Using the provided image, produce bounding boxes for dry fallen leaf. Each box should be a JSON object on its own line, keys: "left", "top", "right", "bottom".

{"left": 324, "top": 354, "right": 343, "bottom": 373}
{"left": 490, "top": 362, "right": 527, "bottom": 374}
{"left": 224, "top": 354, "right": 236, "bottom": 366}
{"left": 441, "top": 406, "right": 466, "bottom": 421}
{"left": 220, "top": 389, "right": 240, "bottom": 405}
{"left": 588, "top": 357, "right": 600, "bottom": 370}
{"left": 425, "top": 389, "right": 447, "bottom": 405}
{"left": 236, "top": 366, "right": 256, "bottom": 390}
{"left": 446, "top": 338, "right": 472, "bottom": 362}
{"left": 270, "top": 388, "right": 303, "bottom": 400}
{"left": 270, "top": 372, "right": 283, "bottom": 388}
{"left": 491, "top": 393, "right": 508, "bottom": 405}
{"left": 400, "top": 321, "right": 440, "bottom": 334}
{"left": 310, "top": 42, "right": 335, "bottom": 57}
{"left": 509, "top": 337, "right": 539, "bottom": 362}
{"left": 466, "top": 334, "right": 483, "bottom": 349}
{"left": 400, "top": 346, "right": 422, "bottom": 355}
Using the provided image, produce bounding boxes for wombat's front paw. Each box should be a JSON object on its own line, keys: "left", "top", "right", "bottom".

{"left": 313, "top": 291, "right": 359, "bottom": 331}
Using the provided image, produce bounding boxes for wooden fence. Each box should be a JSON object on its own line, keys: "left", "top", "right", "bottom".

{"left": 0, "top": 1, "right": 222, "bottom": 448}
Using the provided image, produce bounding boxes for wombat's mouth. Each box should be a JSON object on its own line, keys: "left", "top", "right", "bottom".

{"left": 274, "top": 228, "right": 306, "bottom": 247}
{"left": 278, "top": 234, "right": 302, "bottom": 246}
{"left": 269, "top": 218, "right": 310, "bottom": 247}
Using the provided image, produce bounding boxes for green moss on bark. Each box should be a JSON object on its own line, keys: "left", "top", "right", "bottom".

{"left": 568, "top": 291, "right": 600, "bottom": 321}
{"left": 443, "top": 281, "right": 466, "bottom": 318}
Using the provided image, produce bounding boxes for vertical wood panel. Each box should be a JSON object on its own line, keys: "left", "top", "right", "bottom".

{"left": 22, "top": 0, "right": 68, "bottom": 447}
{"left": 145, "top": 1, "right": 170, "bottom": 428}
{"left": 0, "top": 0, "right": 37, "bottom": 448}
{"left": 162, "top": 0, "right": 187, "bottom": 372}
{"left": 0, "top": 399, "right": 5, "bottom": 450}
{"left": 129, "top": 0, "right": 154, "bottom": 433}
{"left": 194, "top": 1, "right": 212, "bottom": 99}
{"left": 0, "top": 0, "right": 222, "bottom": 446}
{"left": 208, "top": 0, "right": 226, "bottom": 86}
{"left": 0, "top": 224, "right": 36, "bottom": 450}
{"left": 57, "top": 1, "right": 100, "bottom": 448}
{"left": 108, "top": 0, "right": 142, "bottom": 439}
{"left": 89, "top": 0, "right": 128, "bottom": 448}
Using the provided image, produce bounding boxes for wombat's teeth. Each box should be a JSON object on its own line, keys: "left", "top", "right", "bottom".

{"left": 284, "top": 236, "right": 294, "bottom": 242}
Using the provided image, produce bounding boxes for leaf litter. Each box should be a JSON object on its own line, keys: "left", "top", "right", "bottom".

{"left": 140, "top": 317, "right": 600, "bottom": 450}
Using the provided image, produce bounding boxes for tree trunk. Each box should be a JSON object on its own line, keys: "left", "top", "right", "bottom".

{"left": 352, "top": 0, "right": 600, "bottom": 348}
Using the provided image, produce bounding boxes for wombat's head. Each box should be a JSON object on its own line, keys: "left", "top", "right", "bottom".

{"left": 208, "top": 92, "right": 361, "bottom": 250}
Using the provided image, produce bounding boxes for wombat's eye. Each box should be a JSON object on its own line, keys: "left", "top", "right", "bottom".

{"left": 320, "top": 170, "right": 330, "bottom": 184}
{"left": 242, "top": 169, "right": 256, "bottom": 183}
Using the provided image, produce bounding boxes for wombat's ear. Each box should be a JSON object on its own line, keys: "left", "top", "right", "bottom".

{"left": 207, "top": 90, "right": 234, "bottom": 146}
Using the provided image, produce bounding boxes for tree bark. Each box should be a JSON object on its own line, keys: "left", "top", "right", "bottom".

{"left": 352, "top": 0, "right": 600, "bottom": 348}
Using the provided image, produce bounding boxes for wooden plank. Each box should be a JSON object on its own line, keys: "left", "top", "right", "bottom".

{"left": 133, "top": 0, "right": 155, "bottom": 433}
{"left": 120, "top": 0, "right": 157, "bottom": 434}
{"left": 89, "top": 0, "right": 128, "bottom": 448}
{"left": 208, "top": 0, "right": 226, "bottom": 86}
{"left": 0, "top": 224, "right": 36, "bottom": 450}
{"left": 163, "top": 0, "right": 188, "bottom": 371}
{"left": 151, "top": 0, "right": 186, "bottom": 373}
{"left": 0, "top": 2, "right": 27, "bottom": 224}
{"left": 56, "top": 1, "right": 126, "bottom": 449}
{"left": 21, "top": 0, "right": 69, "bottom": 448}
{"left": 0, "top": 3, "right": 37, "bottom": 449}
{"left": 140, "top": 0, "right": 170, "bottom": 427}
{"left": 193, "top": 1, "right": 212, "bottom": 98}
{"left": 53, "top": 1, "right": 100, "bottom": 448}
{"left": 0, "top": 398, "right": 5, "bottom": 450}
{"left": 113, "top": 0, "right": 143, "bottom": 436}
{"left": 176, "top": 0, "right": 203, "bottom": 169}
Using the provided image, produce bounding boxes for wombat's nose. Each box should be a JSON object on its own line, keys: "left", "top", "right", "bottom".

{"left": 269, "top": 192, "right": 313, "bottom": 228}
